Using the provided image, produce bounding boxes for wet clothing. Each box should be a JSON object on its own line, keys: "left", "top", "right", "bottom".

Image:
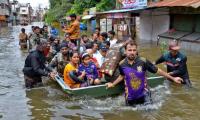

{"left": 63, "top": 63, "right": 80, "bottom": 88}
{"left": 23, "top": 50, "right": 52, "bottom": 88}
{"left": 126, "top": 89, "right": 152, "bottom": 106}
{"left": 119, "top": 57, "right": 158, "bottom": 104}
{"left": 155, "top": 52, "right": 191, "bottom": 85}
{"left": 24, "top": 75, "right": 43, "bottom": 88}
{"left": 19, "top": 33, "right": 28, "bottom": 49}
{"left": 78, "top": 62, "right": 99, "bottom": 81}
{"left": 49, "top": 52, "right": 69, "bottom": 76}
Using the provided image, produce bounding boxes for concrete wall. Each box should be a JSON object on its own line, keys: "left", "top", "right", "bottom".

{"left": 139, "top": 9, "right": 170, "bottom": 41}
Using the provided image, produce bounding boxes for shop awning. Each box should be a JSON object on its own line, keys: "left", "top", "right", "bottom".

{"left": 0, "top": 15, "right": 6, "bottom": 21}
{"left": 149, "top": 0, "right": 200, "bottom": 8}
{"left": 96, "top": 6, "right": 147, "bottom": 15}
{"left": 82, "top": 15, "right": 95, "bottom": 20}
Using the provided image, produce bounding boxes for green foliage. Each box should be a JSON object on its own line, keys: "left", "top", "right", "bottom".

{"left": 45, "top": 0, "right": 74, "bottom": 24}
{"left": 96, "top": 0, "right": 116, "bottom": 12}
{"left": 45, "top": 0, "right": 116, "bottom": 24}
{"left": 68, "top": 0, "right": 98, "bottom": 15}
{"left": 68, "top": 0, "right": 116, "bottom": 15}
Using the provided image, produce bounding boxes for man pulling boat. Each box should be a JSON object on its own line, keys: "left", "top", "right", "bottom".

{"left": 106, "top": 40, "right": 183, "bottom": 106}
{"left": 155, "top": 40, "right": 192, "bottom": 87}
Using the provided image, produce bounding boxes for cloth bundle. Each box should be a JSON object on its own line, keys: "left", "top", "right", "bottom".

{"left": 100, "top": 42, "right": 126, "bottom": 76}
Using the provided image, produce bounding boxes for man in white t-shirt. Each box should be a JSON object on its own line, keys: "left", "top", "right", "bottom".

{"left": 93, "top": 44, "right": 108, "bottom": 67}
{"left": 108, "top": 31, "right": 118, "bottom": 48}
{"left": 92, "top": 42, "right": 100, "bottom": 58}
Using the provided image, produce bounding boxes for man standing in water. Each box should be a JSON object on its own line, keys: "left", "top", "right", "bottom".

{"left": 106, "top": 41, "right": 183, "bottom": 106}
{"left": 155, "top": 40, "right": 191, "bottom": 87}
{"left": 19, "top": 28, "right": 28, "bottom": 49}
{"left": 23, "top": 41, "right": 56, "bottom": 88}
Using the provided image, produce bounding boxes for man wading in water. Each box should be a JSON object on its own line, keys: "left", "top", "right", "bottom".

{"left": 155, "top": 40, "right": 192, "bottom": 87}
{"left": 23, "top": 41, "right": 56, "bottom": 88}
{"left": 106, "top": 41, "right": 183, "bottom": 106}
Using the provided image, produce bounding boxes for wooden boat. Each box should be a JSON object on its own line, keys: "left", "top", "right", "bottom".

{"left": 55, "top": 73, "right": 165, "bottom": 97}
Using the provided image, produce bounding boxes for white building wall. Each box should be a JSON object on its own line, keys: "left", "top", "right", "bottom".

{"left": 19, "top": 7, "right": 29, "bottom": 15}
{"left": 139, "top": 9, "right": 170, "bottom": 41}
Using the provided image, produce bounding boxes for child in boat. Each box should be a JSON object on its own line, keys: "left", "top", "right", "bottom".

{"left": 77, "top": 52, "right": 101, "bottom": 87}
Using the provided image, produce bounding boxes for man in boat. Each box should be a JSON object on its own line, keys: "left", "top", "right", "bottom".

{"left": 106, "top": 40, "right": 183, "bottom": 106}
{"left": 23, "top": 40, "right": 56, "bottom": 88}
{"left": 155, "top": 40, "right": 191, "bottom": 87}
{"left": 93, "top": 44, "right": 108, "bottom": 68}
{"left": 49, "top": 42, "right": 70, "bottom": 77}
{"left": 63, "top": 14, "right": 80, "bottom": 46}
{"left": 19, "top": 28, "right": 28, "bottom": 49}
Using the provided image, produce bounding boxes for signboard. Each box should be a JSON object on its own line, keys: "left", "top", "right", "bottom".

{"left": 118, "top": 0, "right": 147, "bottom": 9}
{"left": 107, "top": 13, "right": 130, "bottom": 19}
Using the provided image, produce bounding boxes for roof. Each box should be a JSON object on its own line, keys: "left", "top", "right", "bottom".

{"left": 149, "top": 0, "right": 200, "bottom": 8}
{"left": 82, "top": 15, "right": 95, "bottom": 20}
{"left": 96, "top": 6, "right": 147, "bottom": 15}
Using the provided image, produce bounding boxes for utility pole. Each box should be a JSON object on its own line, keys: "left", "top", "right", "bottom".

{"left": 13, "top": 0, "right": 18, "bottom": 25}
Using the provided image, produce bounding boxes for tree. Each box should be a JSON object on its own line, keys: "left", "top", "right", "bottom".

{"left": 45, "top": 0, "right": 74, "bottom": 24}
{"left": 68, "top": 0, "right": 116, "bottom": 14}
{"left": 45, "top": 0, "right": 116, "bottom": 24}
{"left": 96, "top": 0, "right": 116, "bottom": 12}
{"left": 68, "top": 0, "right": 98, "bottom": 15}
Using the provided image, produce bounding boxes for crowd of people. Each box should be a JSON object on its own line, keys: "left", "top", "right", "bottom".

{"left": 20, "top": 13, "right": 191, "bottom": 106}
{"left": 20, "top": 13, "right": 119, "bottom": 89}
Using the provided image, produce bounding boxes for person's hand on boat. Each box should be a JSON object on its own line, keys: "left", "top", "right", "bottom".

{"left": 172, "top": 77, "right": 183, "bottom": 84}
{"left": 106, "top": 82, "right": 114, "bottom": 89}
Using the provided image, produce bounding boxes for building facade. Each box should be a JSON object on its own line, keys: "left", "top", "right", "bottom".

{"left": 0, "top": 0, "right": 11, "bottom": 26}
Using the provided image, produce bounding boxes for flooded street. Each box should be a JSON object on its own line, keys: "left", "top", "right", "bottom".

{"left": 0, "top": 23, "right": 199, "bottom": 120}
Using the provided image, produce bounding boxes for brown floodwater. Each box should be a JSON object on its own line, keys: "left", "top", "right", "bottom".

{"left": 0, "top": 23, "right": 199, "bottom": 120}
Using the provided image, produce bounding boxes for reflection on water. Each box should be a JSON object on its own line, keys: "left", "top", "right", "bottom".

{"left": 0, "top": 23, "right": 199, "bottom": 120}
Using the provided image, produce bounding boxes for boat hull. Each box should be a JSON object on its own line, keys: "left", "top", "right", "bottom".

{"left": 55, "top": 73, "right": 165, "bottom": 97}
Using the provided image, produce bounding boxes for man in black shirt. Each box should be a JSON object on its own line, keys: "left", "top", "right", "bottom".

{"left": 23, "top": 41, "right": 56, "bottom": 88}
{"left": 155, "top": 40, "right": 191, "bottom": 87}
